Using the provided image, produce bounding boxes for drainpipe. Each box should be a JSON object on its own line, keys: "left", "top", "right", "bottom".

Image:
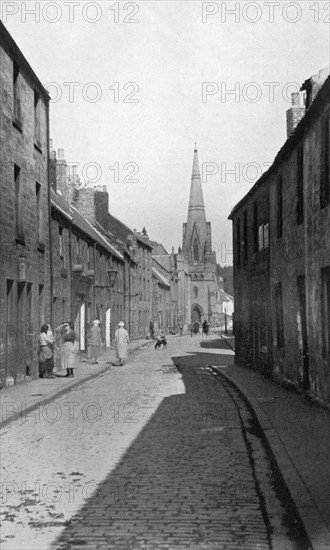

{"left": 69, "top": 223, "right": 74, "bottom": 323}
{"left": 46, "top": 102, "right": 53, "bottom": 327}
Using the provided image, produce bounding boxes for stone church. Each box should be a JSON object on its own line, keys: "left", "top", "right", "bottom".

{"left": 182, "top": 146, "right": 222, "bottom": 324}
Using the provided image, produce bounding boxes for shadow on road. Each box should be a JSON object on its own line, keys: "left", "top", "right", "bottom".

{"left": 51, "top": 350, "right": 253, "bottom": 550}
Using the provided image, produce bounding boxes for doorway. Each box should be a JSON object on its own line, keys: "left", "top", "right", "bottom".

{"left": 191, "top": 306, "right": 202, "bottom": 323}
{"left": 297, "top": 275, "right": 309, "bottom": 391}
{"left": 106, "top": 307, "right": 111, "bottom": 348}
{"left": 75, "top": 297, "right": 86, "bottom": 351}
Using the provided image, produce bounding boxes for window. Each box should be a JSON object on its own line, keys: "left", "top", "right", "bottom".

{"left": 13, "top": 61, "right": 21, "bottom": 125}
{"left": 236, "top": 218, "right": 241, "bottom": 267}
{"left": 14, "top": 164, "right": 24, "bottom": 242}
{"left": 321, "top": 267, "right": 330, "bottom": 361}
{"left": 243, "top": 210, "right": 248, "bottom": 263}
{"left": 276, "top": 176, "right": 283, "bottom": 238}
{"left": 193, "top": 285, "right": 198, "bottom": 299}
{"left": 39, "top": 284, "right": 44, "bottom": 326}
{"left": 34, "top": 90, "right": 41, "bottom": 148}
{"left": 76, "top": 239, "right": 80, "bottom": 263}
{"left": 59, "top": 227, "right": 64, "bottom": 257}
{"left": 297, "top": 146, "right": 304, "bottom": 224}
{"left": 253, "top": 201, "right": 258, "bottom": 252}
{"left": 275, "top": 283, "right": 285, "bottom": 348}
{"left": 35, "top": 182, "right": 44, "bottom": 245}
{"left": 320, "top": 115, "right": 330, "bottom": 208}
{"left": 193, "top": 239, "right": 199, "bottom": 263}
{"left": 258, "top": 223, "right": 269, "bottom": 251}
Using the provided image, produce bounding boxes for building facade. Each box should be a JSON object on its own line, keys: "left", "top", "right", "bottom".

{"left": 182, "top": 147, "right": 223, "bottom": 324}
{"left": 50, "top": 147, "right": 126, "bottom": 351}
{"left": 230, "top": 69, "right": 330, "bottom": 403}
{"left": 0, "top": 22, "right": 51, "bottom": 386}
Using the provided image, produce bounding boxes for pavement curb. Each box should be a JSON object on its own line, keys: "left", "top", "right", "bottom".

{"left": 0, "top": 342, "right": 147, "bottom": 430}
{"left": 0, "top": 364, "right": 112, "bottom": 430}
{"left": 210, "top": 366, "right": 330, "bottom": 550}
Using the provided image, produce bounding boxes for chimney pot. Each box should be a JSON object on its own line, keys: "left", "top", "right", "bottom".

{"left": 291, "top": 92, "right": 300, "bottom": 106}
{"left": 58, "top": 148, "right": 64, "bottom": 159}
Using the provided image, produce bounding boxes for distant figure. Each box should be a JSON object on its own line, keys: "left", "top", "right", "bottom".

{"left": 39, "top": 324, "right": 55, "bottom": 378}
{"left": 87, "top": 319, "right": 101, "bottom": 364}
{"left": 202, "top": 319, "right": 209, "bottom": 340}
{"left": 115, "top": 322, "right": 130, "bottom": 366}
{"left": 57, "top": 322, "right": 77, "bottom": 377}
{"left": 150, "top": 319, "right": 155, "bottom": 339}
{"left": 193, "top": 321, "right": 200, "bottom": 335}
{"left": 179, "top": 323, "right": 183, "bottom": 336}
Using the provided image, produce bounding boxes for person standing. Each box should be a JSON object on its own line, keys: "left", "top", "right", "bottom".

{"left": 87, "top": 319, "right": 101, "bottom": 364}
{"left": 202, "top": 319, "right": 209, "bottom": 340}
{"left": 114, "top": 321, "right": 130, "bottom": 366}
{"left": 193, "top": 320, "right": 200, "bottom": 335}
{"left": 39, "top": 324, "right": 55, "bottom": 378}
{"left": 57, "top": 322, "right": 77, "bottom": 377}
{"left": 149, "top": 319, "right": 155, "bottom": 339}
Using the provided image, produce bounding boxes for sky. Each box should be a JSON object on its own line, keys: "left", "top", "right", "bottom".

{"left": 2, "top": 1, "right": 329, "bottom": 263}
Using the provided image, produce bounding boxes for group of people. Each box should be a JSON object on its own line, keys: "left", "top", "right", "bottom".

{"left": 190, "top": 319, "right": 210, "bottom": 337}
{"left": 38, "top": 319, "right": 130, "bottom": 378}
{"left": 38, "top": 321, "right": 78, "bottom": 379}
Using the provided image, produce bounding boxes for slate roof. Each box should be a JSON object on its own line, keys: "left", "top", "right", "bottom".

{"left": 107, "top": 213, "right": 152, "bottom": 250}
{"left": 51, "top": 190, "right": 123, "bottom": 261}
{"left": 152, "top": 267, "right": 171, "bottom": 288}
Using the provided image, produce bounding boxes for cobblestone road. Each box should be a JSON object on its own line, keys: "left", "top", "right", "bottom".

{"left": 0, "top": 336, "right": 309, "bottom": 549}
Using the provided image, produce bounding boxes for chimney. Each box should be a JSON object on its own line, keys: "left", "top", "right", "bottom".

{"left": 286, "top": 92, "right": 305, "bottom": 138}
{"left": 73, "top": 186, "right": 109, "bottom": 230}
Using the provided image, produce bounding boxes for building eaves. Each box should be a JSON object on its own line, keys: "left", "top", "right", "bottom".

{"left": 0, "top": 22, "right": 50, "bottom": 102}
{"left": 152, "top": 267, "right": 171, "bottom": 288}
{"left": 152, "top": 256, "right": 172, "bottom": 275}
{"left": 51, "top": 190, "right": 123, "bottom": 260}
{"left": 107, "top": 212, "right": 153, "bottom": 250}
{"left": 228, "top": 74, "right": 330, "bottom": 219}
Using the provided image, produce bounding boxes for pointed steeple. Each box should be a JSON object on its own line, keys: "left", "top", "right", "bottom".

{"left": 182, "top": 145, "right": 208, "bottom": 263}
{"left": 188, "top": 144, "right": 205, "bottom": 214}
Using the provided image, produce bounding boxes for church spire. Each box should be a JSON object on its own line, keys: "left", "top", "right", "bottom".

{"left": 188, "top": 144, "right": 205, "bottom": 215}
{"left": 182, "top": 145, "right": 208, "bottom": 262}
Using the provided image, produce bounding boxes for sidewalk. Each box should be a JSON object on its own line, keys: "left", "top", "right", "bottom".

{"left": 0, "top": 340, "right": 150, "bottom": 428}
{"left": 211, "top": 360, "right": 330, "bottom": 550}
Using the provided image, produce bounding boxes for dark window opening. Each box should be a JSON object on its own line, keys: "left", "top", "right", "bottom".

{"left": 237, "top": 218, "right": 241, "bottom": 268}
{"left": 15, "top": 164, "right": 24, "bottom": 242}
{"left": 277, "top": 175, "right": 283, "bottom": 238}
{"left": 297, "top": 146, "right": 304, "bottom": 224}
{"left": 321, "top": 267, "right": 330, "bottom": 361}
{"left": 320, "top": 115, "right": 330, "bottom": 208}
{"left": 34, "top": 90, "right": 41, "bottom": 148}
{"left": 243, "top": 210, "right": 248, "bottom": 264}
{"left": 253, "top": 201, "right": 258, "bottom": 252}
{"left": 13, "top": 61, "right": 21, "bottom": 125}
{"left": 193, "top": 238, "right": 198, "bottom": 263}
{"left": 275, "top": 283, "right": 285, "bottom": 348}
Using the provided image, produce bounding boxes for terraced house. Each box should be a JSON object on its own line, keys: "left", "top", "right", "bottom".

{"left": 0, "top": 22, "right": 51, "bottom": 386}
{"left": 230, "top": 68, "right": 330, "bottom": 404}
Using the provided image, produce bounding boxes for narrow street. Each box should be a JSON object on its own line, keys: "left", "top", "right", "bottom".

{"left": 1, "top": 336, "right": 309, "bottom": 550}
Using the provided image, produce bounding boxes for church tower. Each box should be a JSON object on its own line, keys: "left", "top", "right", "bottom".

{"left": 182, "top": 145, "right": 221, "bottom": 324}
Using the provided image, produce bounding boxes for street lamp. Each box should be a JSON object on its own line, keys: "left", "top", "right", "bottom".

{"left": 94, "top": 268, "right": 118, "bottom": 289}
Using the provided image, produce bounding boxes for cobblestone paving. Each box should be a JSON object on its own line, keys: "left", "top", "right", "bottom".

{"left": 0, "top": 336, "right": 304, "bottom": 549}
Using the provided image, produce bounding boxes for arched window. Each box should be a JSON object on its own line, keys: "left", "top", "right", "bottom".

{"left": 194, "top": 239, "right": 198, "bottom": 263}
{"left": 193, "top": 285, "right": 198, "bottom": 298}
